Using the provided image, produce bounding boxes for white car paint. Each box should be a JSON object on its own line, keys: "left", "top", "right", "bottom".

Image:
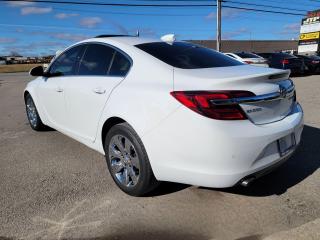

{"left": 225, "top": 52, "right": 269, "bottom": 67}
{"left": 25, "top": 37, "right": 304, "bottom": 188}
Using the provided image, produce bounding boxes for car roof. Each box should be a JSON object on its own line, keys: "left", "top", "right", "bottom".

{"left": 82, "top": 36, "right": 159, "bottom": 46}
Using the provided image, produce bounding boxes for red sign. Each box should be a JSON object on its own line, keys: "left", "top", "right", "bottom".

{"left": 308, "top": 9, "right": 320, "bottom": 18}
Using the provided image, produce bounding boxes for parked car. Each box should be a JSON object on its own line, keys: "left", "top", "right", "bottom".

{"left": 24, "top": 35, "right": 304, "bottom": 196}
{"left": 0, "top": 57, "right": 6, "bottom": 65}
{"left": 258, "top": 52, "right": 304, "bottom": 75}
{"left": 225, "top": 52, "right": 269, "bottom": 67}
{"left": 295, "top": 54, "right": 320, "bottom": 74}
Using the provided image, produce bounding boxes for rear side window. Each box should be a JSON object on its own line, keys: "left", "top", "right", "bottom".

{"left": 135, "top": 42, "right": 243, "bottom": 69}
{"left": 109, "top": 51, "right": 131, "bottom": 76}
{"left": 78, "top": 44, "right": 115, "bottom": 76}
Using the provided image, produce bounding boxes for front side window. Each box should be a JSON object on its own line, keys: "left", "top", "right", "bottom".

{"left": 78, "top": 44, "right": 115, "bottom": 76}
{"left": 109, "top": 51, "right": 131, "bottom": 76}
{"left": 49, "top": 45, "right": 85, "bottom": 76}
{"left": 135, "top": 42, "right": 243, "bottom": 69}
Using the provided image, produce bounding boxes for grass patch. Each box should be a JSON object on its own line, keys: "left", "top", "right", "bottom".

{"left": 0, "top": 64, "right": 42, "bottom": 73}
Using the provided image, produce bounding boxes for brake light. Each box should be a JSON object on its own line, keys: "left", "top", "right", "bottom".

{"left": 281, "top": 59, "right": 289, "bottom": 64}
{"left": 244, "top": 60, "right": 253, "bottom": 64}
{"left": 170, "top": 91, "right": 255, "bottom": 120}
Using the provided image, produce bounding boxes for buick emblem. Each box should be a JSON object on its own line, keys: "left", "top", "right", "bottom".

{"left": 279, "top": 85, "right": 287, "bottom": 99}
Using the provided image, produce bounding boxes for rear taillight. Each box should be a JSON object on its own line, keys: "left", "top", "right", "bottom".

{"left": 312, "top": 60, "right": 319, "bottom": 64}
{"left": 281, "top": 59, "right": 289, "bottom": 64}
{"left": 170, "top": 91, "right": 255, "bottom": 120}
{"left": 244, "top": 60, "right": 253, "bottom": 64}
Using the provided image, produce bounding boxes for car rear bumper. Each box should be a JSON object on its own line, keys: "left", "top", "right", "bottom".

{"left": 142, "top": 102, "right": 304, "bottom": 188}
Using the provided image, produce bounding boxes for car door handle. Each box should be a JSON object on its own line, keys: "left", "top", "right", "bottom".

{"left": 56, "top": 87, "right": 63, "bottom": 92}
{"left": 93, "top": 88, "right": 106, "bottom": 94}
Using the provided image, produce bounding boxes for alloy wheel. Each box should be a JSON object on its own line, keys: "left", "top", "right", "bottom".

{"left": 108, "top": 134, "right": 140, "bottom": 187}
{"left": 26, "top": 97, "right": 38, "bottom": 127}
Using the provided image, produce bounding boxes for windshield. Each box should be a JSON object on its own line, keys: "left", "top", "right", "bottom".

{"left": 135, "top": 42, "right": 244, "bottom": 69}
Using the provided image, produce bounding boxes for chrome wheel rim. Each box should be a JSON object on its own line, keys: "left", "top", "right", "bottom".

{"left": 108, "top": 134, "right": 140, "bottom": 187}
{"left": 26, "top": 97, "right": 37, "bottom": 127}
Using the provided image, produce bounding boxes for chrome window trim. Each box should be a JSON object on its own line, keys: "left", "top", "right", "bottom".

{"left": 47, "top": 41, "right": 133, "bottom": 78}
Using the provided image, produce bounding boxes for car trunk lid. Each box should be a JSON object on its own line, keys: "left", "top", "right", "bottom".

{"left": 173, "top": 65, "right": 295, "bottom": 125}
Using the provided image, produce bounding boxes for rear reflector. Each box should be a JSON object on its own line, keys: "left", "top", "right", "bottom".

{"left": 281, "top": 59, "right": 289, "bottom": 64}
{"left": 170, "top": 91, "right": 255, "bottom": 120}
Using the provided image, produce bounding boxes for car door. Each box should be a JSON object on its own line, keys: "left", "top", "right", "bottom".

{"left": 37, "top": 45, "right": 85, "bottom": 130}
{"left": 62, "top": 43, "right": 132, "bottom": 142}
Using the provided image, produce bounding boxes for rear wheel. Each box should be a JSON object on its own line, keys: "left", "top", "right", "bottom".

{"left": 104, "top": 123, "right": 159, "bottom": 196}
{"left": 25, "top": 94, "right": 46, "bottom": 131}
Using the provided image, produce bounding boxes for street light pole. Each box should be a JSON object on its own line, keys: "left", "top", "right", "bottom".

{"left": 217, "top": 0, "right": 222, "bottom": 52}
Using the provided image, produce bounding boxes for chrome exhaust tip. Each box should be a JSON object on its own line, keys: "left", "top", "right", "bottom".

{"left": 240, "top": 177, "right": 256, "bottom": 187}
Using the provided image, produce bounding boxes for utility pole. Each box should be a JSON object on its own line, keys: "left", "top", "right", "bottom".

{"left": 216, "top": 0, "right": 222, "bottom": 52}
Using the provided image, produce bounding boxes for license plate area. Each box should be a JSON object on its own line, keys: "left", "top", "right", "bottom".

{"left": 277, "top": 133, "right": 296, "bottom": 157}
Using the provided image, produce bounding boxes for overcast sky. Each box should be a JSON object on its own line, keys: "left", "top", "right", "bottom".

{"left": 0, "top": 0, "right": 319, "bottom": 56}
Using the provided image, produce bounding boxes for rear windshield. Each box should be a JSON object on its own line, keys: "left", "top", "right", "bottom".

{"left": 274, "top": 53, "right": 297, "bottom": 59}
{"left": 257, "top": 53, "right": 270, "bottom": 58}
{"left": 135, "top": 42, "right": 243, "bottom": 69}
{"left": 305, "top": 55, "right": 320, "bottom": 60}
{"left": 235, "top": 52, "right": 261, "bottom": 58}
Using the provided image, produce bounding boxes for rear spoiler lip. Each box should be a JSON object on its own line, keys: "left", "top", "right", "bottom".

{"left": 268, "top": 70, "right": 290, "bottom": 80}
{"left": 174, "top": 66, "right": 291, "bottom": 81}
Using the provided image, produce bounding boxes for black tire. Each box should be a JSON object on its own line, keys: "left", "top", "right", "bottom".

{"left": 25, "top": 93, "right": 46, "bottom": 131}
{"left": 104, "top": 123, "right": 159, "bottom": 196}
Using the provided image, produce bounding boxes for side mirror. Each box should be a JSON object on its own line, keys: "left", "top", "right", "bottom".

{"left": 29, "top": 66, "right": 44, "bottom": 76}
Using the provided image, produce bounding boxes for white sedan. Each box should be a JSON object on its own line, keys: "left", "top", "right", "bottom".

{"left": 25, "top": 35, "right": 304, "bottom": 196}
{"left": 225, "top": 52, "right": 269, "bottom": 67}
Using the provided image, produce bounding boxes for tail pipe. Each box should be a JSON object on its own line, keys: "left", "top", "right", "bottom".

{"left": 239, "top": 176, "right": 256, "bottom": 187}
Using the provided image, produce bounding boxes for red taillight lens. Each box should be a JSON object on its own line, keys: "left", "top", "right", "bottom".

{"left": 281, "top": 59, "right": 289, "bottom": 64}
{"left": 170, "top": 91, "right": 255, "bottom": 120}
{"left": 244, "top": 60, "right": 253, "bottom": 64}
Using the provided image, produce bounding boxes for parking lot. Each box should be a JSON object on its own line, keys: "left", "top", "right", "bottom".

{"left": 0, "top": 72, "right": 320, "bottom": 240}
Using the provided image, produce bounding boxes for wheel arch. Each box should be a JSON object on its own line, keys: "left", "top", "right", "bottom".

{"left": 23, "top": 90, "right": 30, "bottom": 102}
{"left": 23, "top": 87, "right": 49, "bottom": 126}
{"left": 101, "top": 116, "right": 126, "bottom": 151}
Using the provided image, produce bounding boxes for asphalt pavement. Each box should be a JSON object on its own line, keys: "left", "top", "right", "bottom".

{"left": 0, "top": 72, "right": 319, "bottom": 240}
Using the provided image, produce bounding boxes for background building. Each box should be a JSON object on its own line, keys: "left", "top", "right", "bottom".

{"left": 298, "top": 9, "right": 320, "bottom": 54}
{"left": 190, "top": 40, "right": 298, "bottom": 53}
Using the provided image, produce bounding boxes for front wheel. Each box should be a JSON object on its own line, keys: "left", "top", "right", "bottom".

{"left": 105, "top": 123, "right": 159, "bottom": 196}
{"left": 25, "top": 94, "right": 46, "bottom": 131}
